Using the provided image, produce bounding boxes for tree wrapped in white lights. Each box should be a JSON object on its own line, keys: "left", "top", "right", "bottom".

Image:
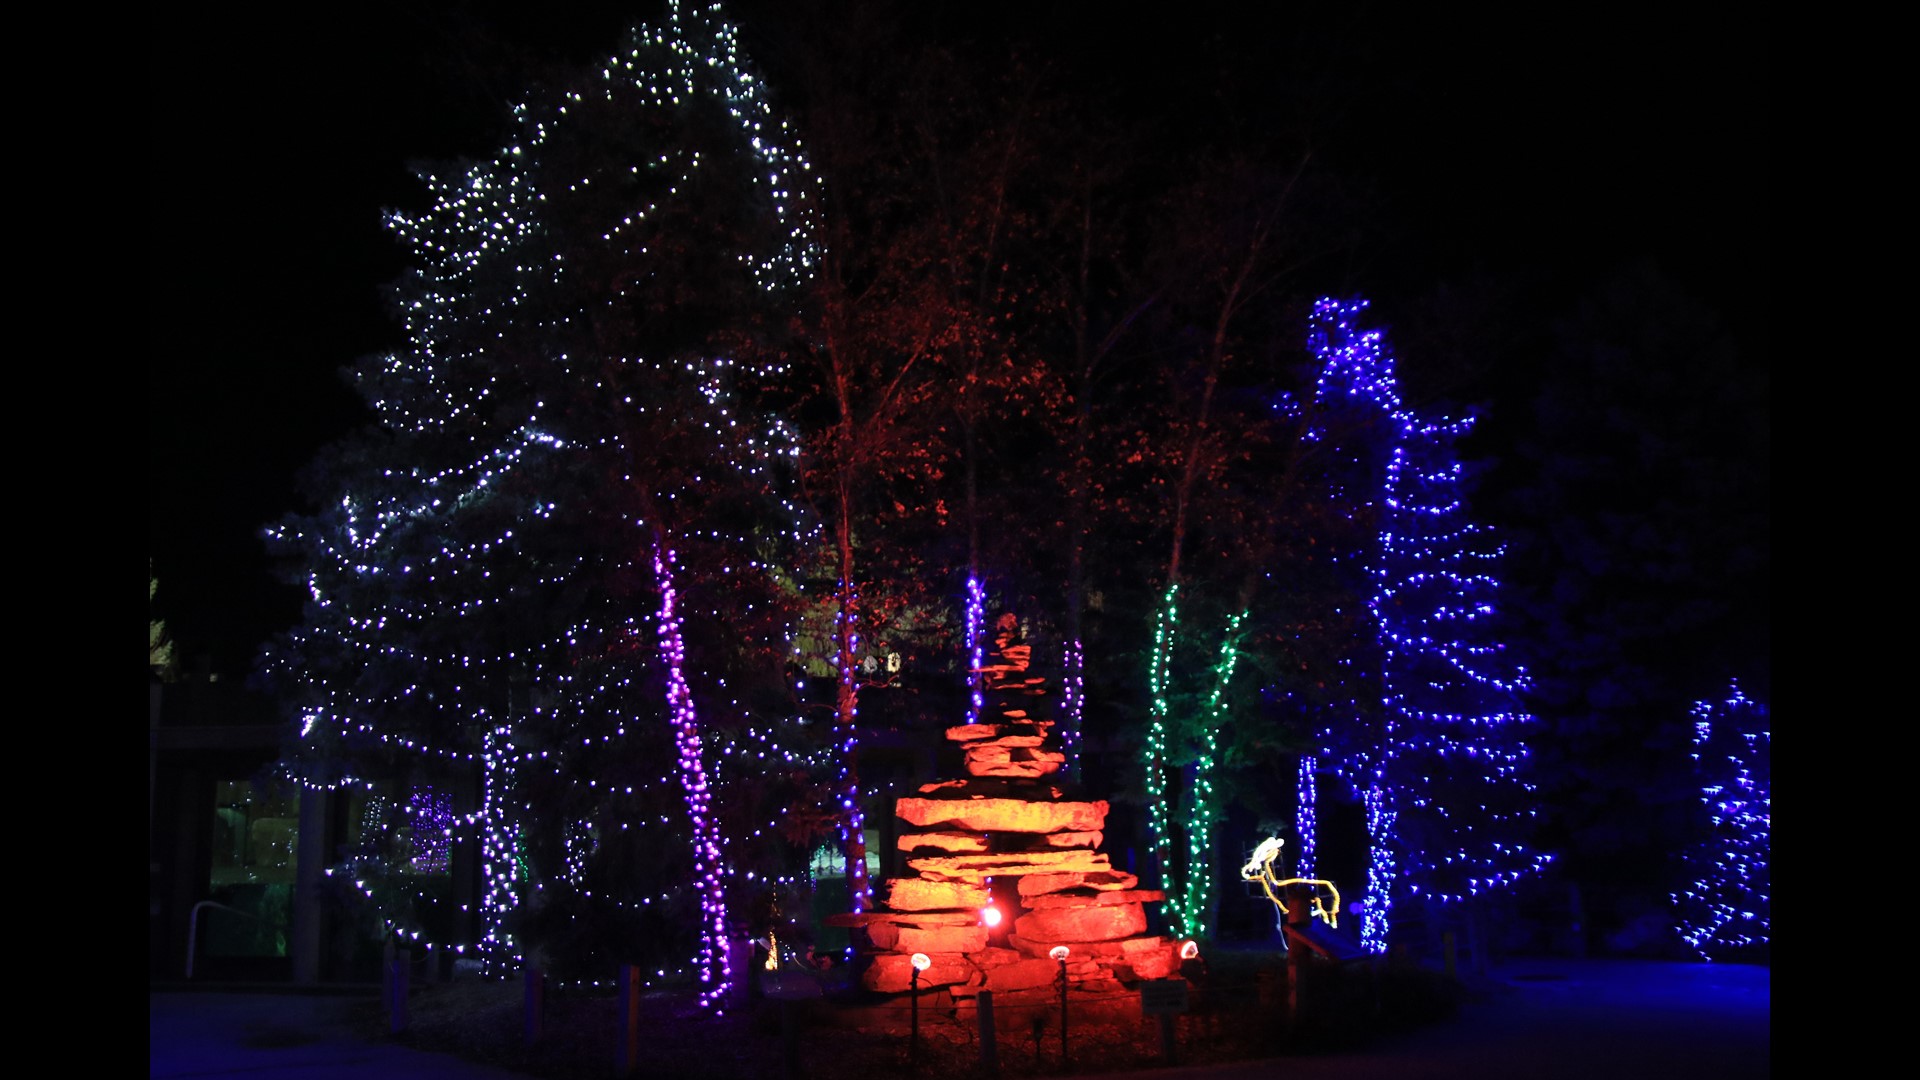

{"left": 1674, "top": 681, "right": 1769, "bottom": 960}
{"left": 265, "top": 0, "right": 825, "bottom": 1006}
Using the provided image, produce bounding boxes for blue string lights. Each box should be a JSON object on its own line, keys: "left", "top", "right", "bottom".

{"left": 1674, "top": 681, "right": 1769, "bottom": 960}
{"left": 1293, "top": 298, "right": 1548, "bottom": 952}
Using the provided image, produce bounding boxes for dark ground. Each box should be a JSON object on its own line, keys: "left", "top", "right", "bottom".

{"left": 151, "top": 954, "right": 1768, "bottom": 1079}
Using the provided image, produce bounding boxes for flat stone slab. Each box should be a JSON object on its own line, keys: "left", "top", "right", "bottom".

{"left": 883, "top": 878, "right": 990, "bottom": 911}
{"left": 944, "top": 722, "right": 1050, "bottom": 744}
{"left": 1023, "top": 887, "right": 1164, "bottom": 909}
{"left": 1014, "top": 901, "right": 1146, "bottom": 943}
{"left": 994, "top": 934, "right": 1170, "bottom": 966}
{"left": 964, "top": 746, "right": 1067, "bottom": 778}
{"left": 1122, "top": 937, "right": 1179, "bottom": 979}
{"left": 964, "top": 746, "right": 1065, "bottom": 764}
{"left": 979, "top": 957, "right": 1061, "bottom": 994}
{"left": 1001, "top": 933, "right": 1167, "bottom": 961}
{"left": 915, "top": 778, "right": 1070, "bottom": 800}
{"left": 966, "top": 734, "right": 1050, "bottom": 750}
{"left": 964, "top": 759, "right": 1065, "bottom": 779}
{"left": 898, "top": 831, "right": 989, "bottom": 853}
{"left": 908, "top": 849, "right": 1112, "bottom": 882}
{"left": 873, "top": 923, "right": 989, "bottom": 953}
{"left": 862, "top": 951, "right": 974, "bottom": 993}
{"left": 968, "top": 946, "right": 1025, "bottom": 968}
{"left": 1034, "top": 830, "right": 1102, "bottom": 849}
{"left": 1018, "top": 869, "right": 1140, "bottom": 896}
{"left": 896, "top": 796, "right": 1108, "bottom": 834}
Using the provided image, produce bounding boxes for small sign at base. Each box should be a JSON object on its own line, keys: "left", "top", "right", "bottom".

{"left": 1140, "top": 978, "right": 1189, "bottom": 1015}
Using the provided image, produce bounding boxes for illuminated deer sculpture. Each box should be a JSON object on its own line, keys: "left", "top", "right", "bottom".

{"left": 1240, "top": 837, "right": 1342, "bottom": 929}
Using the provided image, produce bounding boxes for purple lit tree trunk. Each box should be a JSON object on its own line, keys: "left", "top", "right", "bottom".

{"left": 652, "top": 538, "right": 732, "bottom": 1008}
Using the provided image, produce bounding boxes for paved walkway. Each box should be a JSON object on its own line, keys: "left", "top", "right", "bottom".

{"left": 151, "top": 957, "right": 1768, "bottom": 1080}
{"left": 150, "top": 986, "right": 534, "bottom": 1079}
{"left": 1082, "top": 957, "right": 1770, "bottom": 1080}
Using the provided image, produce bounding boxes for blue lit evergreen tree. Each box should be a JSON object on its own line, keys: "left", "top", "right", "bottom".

{"left": 1497, "top": 264, "right": 1768, "bottom": 946}
{"left": 1674, "top": 681, "right": 1769, "bottom": 960}
{"left": 1291, "top": 297, "right": 1399, "bottom": 949}
{"left": 263, "top": 1, "right": 827, "bottom": 1007}
{"left": 1373, "top": 384, "right": 1551, "bottom": 918}
{"left": 1295, "top": 298, "right": 1547, "bottom": 952}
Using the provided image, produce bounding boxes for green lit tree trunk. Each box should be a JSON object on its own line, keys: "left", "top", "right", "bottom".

{"left": 1143, "top": 214, "right": 1265, "bottom": 938}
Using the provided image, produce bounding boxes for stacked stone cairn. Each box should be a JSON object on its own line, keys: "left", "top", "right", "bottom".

{"left": 839, "top": 613, "right": 1180, "bottom": 1015}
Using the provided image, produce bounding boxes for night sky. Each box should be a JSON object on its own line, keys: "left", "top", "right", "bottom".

{"left": 147, "top": 1, "right": 1768, "bottom": 676}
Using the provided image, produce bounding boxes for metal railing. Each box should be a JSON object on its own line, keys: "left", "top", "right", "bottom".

{"left": 185, "top": 900, "right": 286, "bottom": 979}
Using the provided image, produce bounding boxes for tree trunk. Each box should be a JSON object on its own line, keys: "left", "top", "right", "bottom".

{"left": 833, "top": 473, "right": 868, "bottom": 912}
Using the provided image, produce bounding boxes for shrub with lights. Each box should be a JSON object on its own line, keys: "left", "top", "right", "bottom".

{"left": 1674, "top": 681, "right": 1769, "bottom": 960}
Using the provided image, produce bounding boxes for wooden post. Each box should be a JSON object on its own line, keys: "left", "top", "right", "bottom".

{"left": 618, "top": 964, "right": 641, "bottom": 1074}
{"left": 524, "top": 965, "right": 544, "bottom": 1046}
{"left": 1286, "top": 950, "right": 1300, "bottom": 1030}
{"left": 977, "top": 990, "right": 998, "bottom": 1077}
{"left": 909, "top": 970, "right": 920, "bottom": 1066}
{"left": 1141, "top": 977, "right": 1188, "bottom": 1063}
{"left": 1285, "top": 883, "right": 1309, "bottom": 1030}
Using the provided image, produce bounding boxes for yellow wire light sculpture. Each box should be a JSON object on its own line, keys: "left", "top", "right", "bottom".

{"left": 1240, "top": 837, "right": 1342, "bottom": 928}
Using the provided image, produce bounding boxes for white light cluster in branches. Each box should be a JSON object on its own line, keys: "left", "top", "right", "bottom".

{"left": 266, "top": 1, "right": 826, "bottom": 1001}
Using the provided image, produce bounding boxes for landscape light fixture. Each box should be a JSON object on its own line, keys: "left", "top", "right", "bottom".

{"left": 910, "top": 952, "right": 931, "bottom": 1065}
{"left": 1050, "top": 946, "right": 1070, "bottom": 1062}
